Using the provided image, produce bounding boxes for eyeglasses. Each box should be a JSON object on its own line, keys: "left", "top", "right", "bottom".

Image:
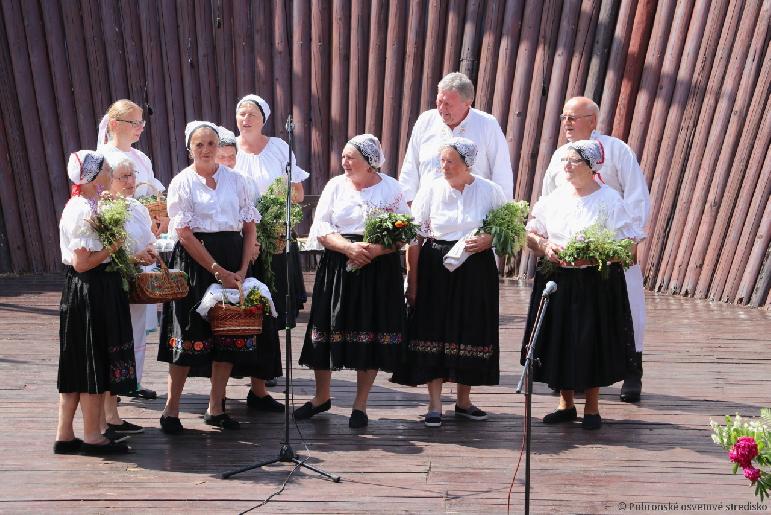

{"left": 559, "top": 114, "right": 593, "bottom": 123}
{"left": 116, "top": 119, "right": 146, "bottom": 128}
{"left": 115, "top": 172, "right": 137, "bottom": 182}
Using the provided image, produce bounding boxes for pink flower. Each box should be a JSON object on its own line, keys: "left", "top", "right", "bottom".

{"left": 729, "top": 437, "right": 759, "bottom": 468}
{"left": 743, "top": 466, "right": 762, "bottom": 483}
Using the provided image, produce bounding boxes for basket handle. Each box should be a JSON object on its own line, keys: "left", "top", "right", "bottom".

{"left": 236, "top": 280, "right": 245, "bottom": 307}
{"left": 155, "top": 254, "right": 170, "bottom": 275}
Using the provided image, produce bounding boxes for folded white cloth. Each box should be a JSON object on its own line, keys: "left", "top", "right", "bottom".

{"left": 196, "top": 277, "right": 278, "bottom": 318}
{"left": 442, "top": 229, "right": 478, "bottom": 272}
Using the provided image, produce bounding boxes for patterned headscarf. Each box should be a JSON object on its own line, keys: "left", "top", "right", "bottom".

{"left": 236, "top": 94, "right": 271, "bottom": 123}
{"left": 347, "top": 134, "right": 386, "bottom": 169}
{"left": 184, "top": 120, "right": 220, "bottom": 149}
{"left": 442, "top": 136, "right": 478, "bottom": 167}
{"left": 217, "top": 126, "right": 237, "bottom": 147}
{"left": 567, "top": 139, "right": 603, "bottom": 172}
{"left": 67, "top": 150, "right": 105, "bottom": 185}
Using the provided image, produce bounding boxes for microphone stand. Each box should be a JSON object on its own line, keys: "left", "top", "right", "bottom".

{"left": 222, "top": 0, "right": 339, "bottom": 483}
{"left": 515, "top": 284, "right": 555, "bottom": 514}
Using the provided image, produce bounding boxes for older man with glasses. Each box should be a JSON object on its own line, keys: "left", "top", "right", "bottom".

{"left": 399, "top": 72, "right": 513, "bottom": 202}
{"left": 541, "top": 96, "right": 650, "bottom": 403}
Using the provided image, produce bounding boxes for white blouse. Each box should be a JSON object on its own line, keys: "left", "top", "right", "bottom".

{"left": 305, "top": 173, "right": 409, "bottom": 250}
{"left": 99, "top": 145, "right": 165, "bottom": 198}
{"left": 411, "top": 174, "right": 507, "bottom": 241}
{"left": 59, "top": 196, "right": 104, "bottom": 265}
{"left": 527, "top": 184, "right": 643, "bottom": 247}
{"left": 235, "top": 137, "right": 310, "bottom": 204}
{"left": 124, "top": 198, "right": 156, "bottom": 256}
{"left": 167, "top": 165, "right": 260, "bottom": 236}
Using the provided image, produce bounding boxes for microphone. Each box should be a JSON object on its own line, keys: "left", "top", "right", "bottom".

{"left": 542, "top": 281, "right": 558, "bottom": 297}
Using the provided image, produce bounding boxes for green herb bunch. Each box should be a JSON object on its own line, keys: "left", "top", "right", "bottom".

{"left": 539, "top": 222, "right": 634, "bottom": 278}
{"left": 347, "top": 210, "right": 418, "bottom": 272}
{"left": 88, "top": 193, "right": 136, "bottom": 291}
{"left": 137, "top": 194, "right": 164, "bottom": 205}
{"left": 478, "top": 200, "right": 529, "bottom": 258}
{"left": 255, "top": 178, "right": 303, "bottom": 289}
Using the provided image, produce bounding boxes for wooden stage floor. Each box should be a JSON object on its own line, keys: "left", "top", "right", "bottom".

{"left": 0, "top": 273, "right": 769, "bottom": 514}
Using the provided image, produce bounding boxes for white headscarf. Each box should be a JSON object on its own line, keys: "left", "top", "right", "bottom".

{"left": 217, "top": 125, "right": 237, "bottom": 147}
{"left": 567, "top": 140, "right": 604, "bottom": 172}
{"left": 347, "top": 134, "right": 386, "bottom": 169}
{"left": 184, "top": 121, "right": 220, "bottom": 149}
{"left": 441, "top": 137, "right": 478, "bottom": 167}
{"left": 236, "top": 94, "right": 271, "bottom": 123}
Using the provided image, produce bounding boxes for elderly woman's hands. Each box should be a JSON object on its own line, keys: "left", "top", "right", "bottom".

{"left": 543, "top": 241, "right": 563, "bottom": 263}
{"left": 464, "top": 233, "right": 493, "bottom": 253}
{"left": 133, "top": 244, "right": 158, "bottom": 266}
{"left": 346, "top": 242, "right": 373, "bottom": 269}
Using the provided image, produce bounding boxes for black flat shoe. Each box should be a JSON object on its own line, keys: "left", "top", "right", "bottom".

{"left": 102, "top": 428, "right": 130, "bottom": 443}
{"left": 349, "top": 409, "right": 368, "bottom": 428}
{"left": 80, "top": 440, "right": 131, "bottom": 455}
{"left": 53, "top": 438, "right": 83, "bottom": 454}
{"left": 106, "top": 420, "right": 144, "bottom": 434}
{"left": 160, "top": 415, "right": 184, "bottom": 435}
{"left": 542, "top": 406, "right": 578, "bottom": 424}
{"left": 293, "top": 399, "right": 331, "bottom": 420}
{"left": 582, "top": 413, "right": 602, "bottom": 430}
{"left": 246, "top": 390, "right": 285, "bottom": 412}
{"left": 204, "top": 412, "right": 240, "bottom": 430}
{"left": 132, "top": 388, "right": 157, "bottom": 400}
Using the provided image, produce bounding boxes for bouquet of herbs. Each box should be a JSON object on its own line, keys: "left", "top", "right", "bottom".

{"left": 478, "top": 200, "right": 530, "bottom": 258}
{"left": 137, "top": 193, "right": 165, "bottom": 205}
{"left": 256, "top": 178, "right": 303, "bottom": 289}
{"left": 87, "top": 193, "right": 136, "bottom": 291}
{"left": 244, "top": 287, "right": 272, "bottom": 316}
{"left": 346, "top": 209, "right": 418, "bottom": 272}
{"left": 540, "top": 222, "right": 634, "bottom": 278}
{"left": 711, "top": 409, "right": 771, "bottom": 501}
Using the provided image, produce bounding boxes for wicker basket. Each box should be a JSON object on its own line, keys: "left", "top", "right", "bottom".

{"left": 208, "top": 283, "right": 264, "bottom": 336}
{"left": 273, "top": 231, "right": 287, "bottom": 254}
{"left": 137, "top": 182, "right": 167, "bottom": 220}
{"left": 129, "top": 255, "right": 189, "bottom": 304}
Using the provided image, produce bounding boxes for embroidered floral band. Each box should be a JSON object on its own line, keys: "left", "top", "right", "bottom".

{"left": 110, "top": 360, "right": 136, "bottom": 384}
{"left": 168, "top": 337, "right": 213, "bottom": 355}
{"left": 311, "top": 327, "right": 402, "bottom": 345}
{"left": 408, "top": 339, "right": 494, "bottom": 359}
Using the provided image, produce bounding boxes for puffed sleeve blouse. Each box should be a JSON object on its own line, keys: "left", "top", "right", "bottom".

{"left": 235, "top": 137, "right": 310, "bottom": 204}
{"left": 526, "top": 184, "right": 643, "bottom": 247}
{"left": 59, "top": 196, "right": 106, "bottom": 265}
{"left": 124, "top": 198, "right": 156, "bottom": 256}
{"left": 305, "top": 173, "right": 409, "bottom": 250}
{"left": 411, "top": 174, "right": 507, "bottom": 241}
{"left": 166, "top": 165, "right": 260, "bottom": 237}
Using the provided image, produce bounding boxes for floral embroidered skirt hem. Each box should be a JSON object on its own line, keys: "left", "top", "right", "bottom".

{"left": 299, "top": 238, "right": 405, "bottom": 372}
{"left": 58, "top": 264, "right": 137, "bottom": 395}
{"left": 391, "top": 240, "right": 500, "bottom": 387}
{"left": 158, "top": 232, "right": 277, "bottom": 378}
{"left": 520, "top": 263, "right": 636, "bottom": 391}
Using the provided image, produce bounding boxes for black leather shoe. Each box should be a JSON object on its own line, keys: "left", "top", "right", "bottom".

{"left": 542, "top": 406, "right": 578, "bottom": 424}
{"left": 620, "top": 352, "right": 643, "bottom": 403}
{"left": 349, "top": 409, "right": 368, "bottom": 428}
{"left": 246, "top": 390, "right": 285, "bottom": 412}
{"left": 132, "top": 388, "right": 157, "bottom": 400}
{"left": 80, "top": 440, "right": 131, "bottom": 455}
{"left": 204, "top": 412, "right": 240, "bottom": 430}
{"left": 160, "top": 415, "right": 184, "bottom": 435}
{"left": 293, "top": 399, "right": 331, "bottom": 420}
{"left": 53, "top": 438, "right": 83, "bottom": 454}
{"left": 582, "top": 413, "right": 602, "bottom": 430}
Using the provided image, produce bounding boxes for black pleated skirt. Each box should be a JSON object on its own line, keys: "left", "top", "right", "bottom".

{"left": 299, "top": 235, "right": 405, "bottom": 372}
{"left": 250, "top": 239, "right": 307, "bottom": 329}
{"left": 58, "top": 264, "right": 137, "bottom": 395}
{"left": 520, "top": 262, "right": 636, "bottom": 390}
{"left": 391, "top": 239, "right": 500, "bottom": 386}
{"left": 158, "top": 232, "right": 280, "bottom": 379}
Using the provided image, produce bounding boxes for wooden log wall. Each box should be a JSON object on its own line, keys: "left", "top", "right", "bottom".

{"left": 0, "top": 0, "right": 769, "bottom": 308}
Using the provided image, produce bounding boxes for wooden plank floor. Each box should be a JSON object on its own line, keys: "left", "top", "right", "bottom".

{"left": 0, "top": 273, "right": 769, "bottom": 514}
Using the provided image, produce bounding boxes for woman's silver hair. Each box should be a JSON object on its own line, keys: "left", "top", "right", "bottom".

{"left": 437, "top": 72, "right": 475, "bottom": 102}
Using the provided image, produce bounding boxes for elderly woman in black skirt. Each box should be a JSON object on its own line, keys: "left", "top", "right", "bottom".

{"left": 297, "top": 134, "right": 408, "bottom": 429}
{"left": 157, "top": 121, "right": 260, "bottom": 434}
{"left": 233, "top": 94, "right": 308, "bottom": 411}
{"left": 392, "top": 137, "right": 506, "bottom": 428}
{"left": 56, "top": 150, "right": 136, "bottom": 455}
{"left": 522, "top": 139, "right": 640, "bottom": 430}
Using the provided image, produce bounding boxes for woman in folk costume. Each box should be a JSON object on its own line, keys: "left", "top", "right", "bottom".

{"left": 157, "top": 121, "right": 260, "bottom": 434}
{"left": 56, "top": 150, "right": 136, "bottom": 455}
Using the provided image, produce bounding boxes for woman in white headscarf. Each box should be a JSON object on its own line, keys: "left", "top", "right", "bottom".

{"left": 230, "top": 94, "right": 308, "bottom": 412}
{"left": 521, "top": 139, "right": 639, "bottom": 430}
{"left": 296, "top": 134, "right": 409, "bottom": 429}
{"left": 392, "top": 137, "right": 507, "bottom": 429}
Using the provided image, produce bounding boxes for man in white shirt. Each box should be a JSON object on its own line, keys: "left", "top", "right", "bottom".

{"left": 542, "top": 96, "right": 651, "bottom": 403}
{"left": 399, "top": 72, "right": 513, "bottom": 202}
